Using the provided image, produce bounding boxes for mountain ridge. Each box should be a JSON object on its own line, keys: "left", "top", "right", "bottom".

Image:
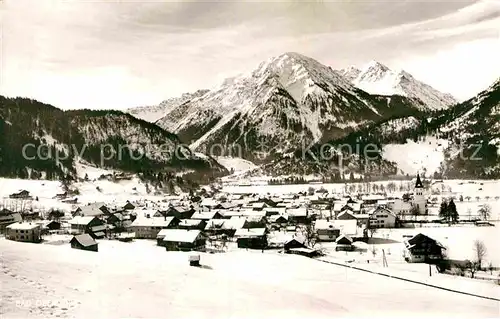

{"left": 152, "top": 52, "right": 426, "bottom": 161}
{"left": 338, "top": 60, "right": 458, "bottom": 111}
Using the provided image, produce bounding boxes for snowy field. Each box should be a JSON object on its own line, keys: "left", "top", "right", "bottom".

{"left": 376, "top": 223, "right": 500, "bottom": 265}
{"left": 1, "top": 238, "right": 498, "bottom": 319}
{"left": 0, "top": 176, "right": 167, "bottom": 213}
{"left": 222, "top": 179, "right": 500, "bottom": 198}
{"left": 216, "top": 156, "right": 258, "bottom": 175}
{"left": 382, "top": 137, "right": 449, "bottom": 175}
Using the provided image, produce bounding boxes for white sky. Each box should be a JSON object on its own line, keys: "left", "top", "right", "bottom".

{"left": 0, "top": 0, "right": 499, "bottom": 110}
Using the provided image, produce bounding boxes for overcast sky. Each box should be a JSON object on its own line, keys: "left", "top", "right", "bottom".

{"left": 0, "top": 0, "right": 499, "bottom": 110}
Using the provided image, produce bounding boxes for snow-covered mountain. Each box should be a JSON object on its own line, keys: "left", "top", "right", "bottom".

{"left": 433, "top": 77, "right": 500, "bottom": 178}
{"left": 339, "top": 61, "right": 458, "bottom": 111}
{"left": 127, "top": 90, "right": 209, "bottom": 123}
{"left": 155, "top": 52, "right": 421, "bottom": 160}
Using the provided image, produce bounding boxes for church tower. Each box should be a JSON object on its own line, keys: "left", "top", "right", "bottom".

{"left": 413, "top": 173, "right": 427, "bottom": 215}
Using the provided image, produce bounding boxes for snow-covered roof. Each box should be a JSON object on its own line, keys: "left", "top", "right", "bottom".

{"left": 6, "top": 222, "right": 40, "bottom": 230}
{"left": 200, "top": 199, "right": 218, "bottom": 207}
{"left": 222, "top": 217, "right": 246, "bottom": 230}
{"left": 333, "top": 202, "right": 347, "bottom": 212}
{"left": 191, "top": 211, "right": 222, "bottom": 220}
{"left": 235, "top": 228, "right": 266, "bottom": 238}
{"left": 314, "top": 219, "right": 337, "bottom": 230}
{"left": 269, "top": 214, "right": 288, "bottom": 222}
{"left": 130, "top": 217, "right": 176, "bottom": 228}
{"left": 337, "top": 210, "right": 356, "bottom": 219}
{"left": 204, "top": 219, "right": 225, "bottom": 230}
{"left": 157, "top": 229, "right": 202, "bottom": 243}
{"left": 69, "top": 216, "right": 98, "bottom": 226}
{"left": 331, "top": 220, "right": 358, "bottom": 236}
{"left": 336, "top": 234, "right": 353, "bottom": 244}
{"left": 179, "top": 219, "right": 205, "bottom": 227}
{"left": 131, "top": 209, "right": 161, "bottom": 218}
{"left": 347, "top": 203, "right": 361, "bottom": 211}
{"left": 286, "top": 208, "right": 307, "bottom": 217}
{"left": 72, "top": 234, "right": 97, "bottom": 247}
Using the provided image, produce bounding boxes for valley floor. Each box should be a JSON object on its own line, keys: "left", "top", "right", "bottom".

{"left": 1, "top": 239, "right": 498, "bottom": 319}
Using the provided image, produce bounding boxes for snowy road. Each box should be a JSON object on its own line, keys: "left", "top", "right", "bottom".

{"left": 1, "top": 239, "right": 498, "bottom": 318}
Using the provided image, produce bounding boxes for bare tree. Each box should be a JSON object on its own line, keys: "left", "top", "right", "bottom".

{"left": 387, "top": 182, "right": 396, "bottom": 193}
{"left": 473, "top": 240, "right": 487, "bottom": 270}
{"left": 466, "top": 208, "right": 473, "bottom": 221}
{"left": 465, "top": 260, "right": 480, "bottom": 279}
{"left": 409, "top": 205, "right": 420, "bottom": 221}
{"left": 478, "top": 204, "right": 491, "bottom": 221}
{"left": 302, "top": 224, "right": 318, "bottom": 248}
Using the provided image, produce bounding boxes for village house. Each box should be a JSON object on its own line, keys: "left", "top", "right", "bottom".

{"left": 336, "top": 209, "right": 357, "bottom": 221}
{"left": 335, "top": 234, "right": 354, "bottom": 251}
{"left": 242, "top": 215, "right": 267, "bottom": 228}
{"left": 73, "top": 202, "right": 109, "bottom": 218}
{"left": 314, "top": 220, "right": 341, "bottom": 242}
{"left": 0, "top": 209, "right": 22, "bottom": 233}
{"left": 41, "top": 220, "right": 61, "bottom": 232}
{"left": 248, "top": 202, "right": 267, "bottom": 211}
{"left": 331, "top": 219, "right": 359, "bottom": 237}
{"left": 367, "top": 207, "right": 397, "bottom": 228}
{"left": 235, "top": 228, "right": 268, "bottom": 249}
{"left": 164, "top": 206, "right": 195, "bottom": 219}
{"left": 388, "top": 199, "right": 413, "bottom": 217}
{"left": 403, "top": 233, "right": 446, "bottom": 263}
{"left": 131, "top": 209, "right": 163, "bottom": 219}
{"left": 6, "top": 222, "right": 42, "bottom": 243}
{"left": 69, "top": 216, "right": 104, "bottom": 234}
{"left": 70, "top": 234, "right": 98, "bottom": 252}
{"left": 88, "top": 224, "right": 107, "bottom": 239}
{"left": 157, "top": 229, "right": 206, "bottom": 251}
{"left": 106, "top": 213, "right": 124, "bottom": 228}
{"left": 130, "top": 216, "right": 180, "bottom": 239}
{"left": 9, "top": 190, "right": 32, "bottom": 199}
{"left": 219, "top": 217, "right": 247, "bottom": 236}
{"left": 286, "top": 208, "right": 309, "bottom": 224}
{"left": 263, "top": 207, "right": 286, "bottom": 217}
{"left": 268, "top": 214, "right": 288, "bottom": 225}
{"left": 332, "top": 201, "right": 348, "bottom": 216}
{"left": 283, "top": 237, "right": 307, "bottom": 251}
{"left": 361, "top": 194, "right": 386, "bottom": 206}
{"left": 178, "top": 219, "right": 207, "bottom": 230}
{"left": 204, "top": 219, "right": 226, "bottom": 235}
{"left": 190, "top": 211, "right": 224, "bottom": 220}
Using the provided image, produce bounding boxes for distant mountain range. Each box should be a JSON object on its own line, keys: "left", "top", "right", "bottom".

{"left": 0, "top": 97, "right": 226, "bottom": 185}
{"left": 127, "top": 52, "right": 496, "bottom": 179}
{"left": 1, "top": 52, "right": 497, "bottom": 184}
{"left": 134, "top": 53, "right": 438, "bottom": 161}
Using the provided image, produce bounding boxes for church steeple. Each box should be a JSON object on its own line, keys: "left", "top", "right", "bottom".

{"left": 415, "top": 173, "right": 424, "bottom": 188}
